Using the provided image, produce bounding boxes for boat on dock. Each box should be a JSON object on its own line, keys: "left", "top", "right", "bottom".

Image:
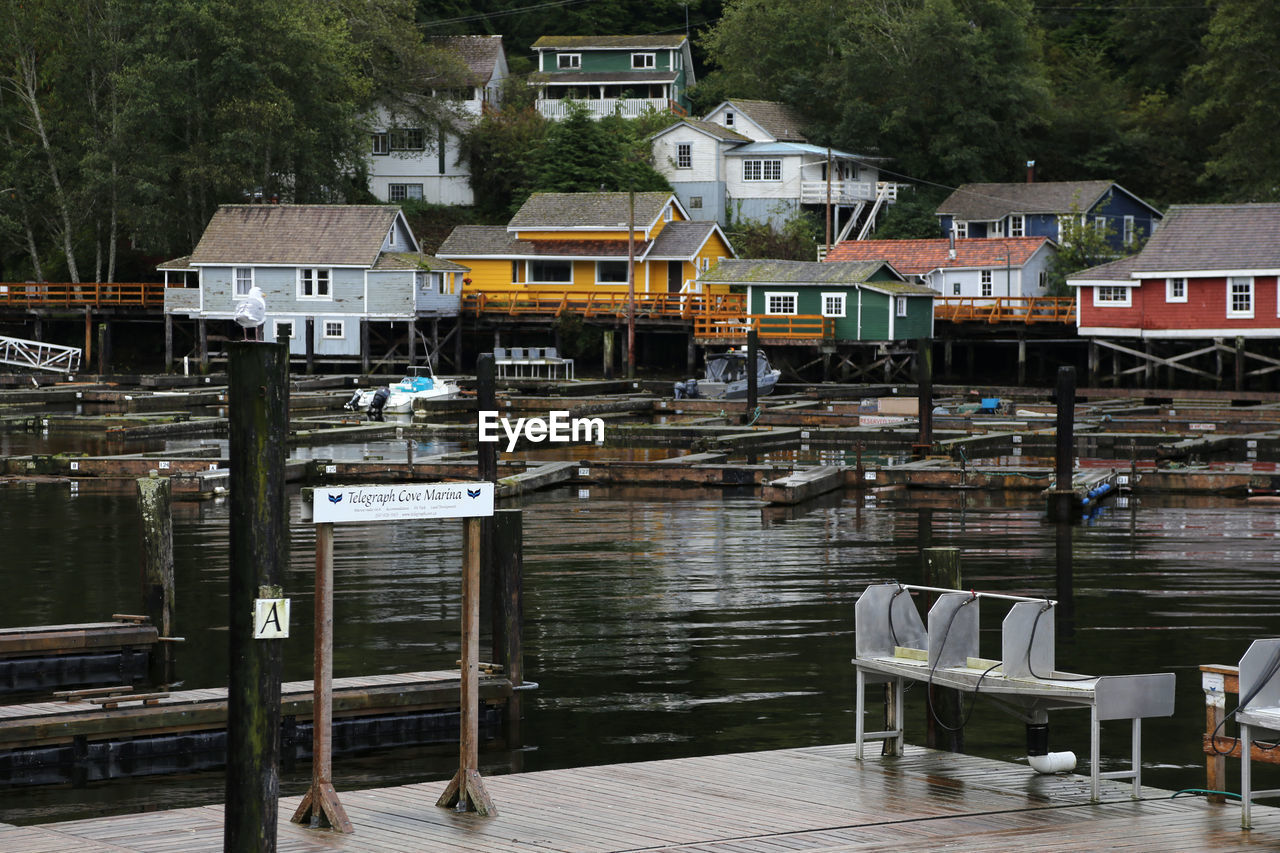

{"left": 674, "top": 347, "right": 780, "bottom": 400}
{"left": 344, "top": 365, "right": 461, "bottom": 417}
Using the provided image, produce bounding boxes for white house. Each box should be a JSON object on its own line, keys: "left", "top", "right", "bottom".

{"left": 365, "top": 35, "right": 508, "bottom": 206}
{"left": 651, "top": 100, "right": 896, "bottom": 236}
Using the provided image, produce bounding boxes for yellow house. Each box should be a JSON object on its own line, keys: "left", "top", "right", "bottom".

{"left": 437, "top": 191, "right": 736, "bottom": 297}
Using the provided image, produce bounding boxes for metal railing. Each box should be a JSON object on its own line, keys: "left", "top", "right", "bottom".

{"left": 463, "top": 290, "right": 746, "bottom": 320}
{"left": 0, "top": 282, "right": 166, "bottom": 308}
{"left": 933, "top": 296, "right": 1076, "bottom": 324}
{"left": 0, "top": 334, "right": 82, "bottom": 373}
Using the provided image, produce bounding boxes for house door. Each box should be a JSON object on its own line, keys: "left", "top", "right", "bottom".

{"left": 668, "top": 261, "right": 683, "bottom": 293}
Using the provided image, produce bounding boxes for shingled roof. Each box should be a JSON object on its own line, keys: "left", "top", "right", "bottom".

{"left": 429, "top": 35, "right": 504, "bottom": 85}
{"left": 508, "top": 192, "right": 674, "bottom": 231}
{"left": 1127, "top": 204, "right": 1280, "bottom": 273}
{"left": 936, "top": 181, "right": 1118, "bottom": 221}
{"left": 372, "top": 252, "right": 469, "bottom": 272}
{"left": 701, "top": 259, "right": 923, "bottom": 291}
{"left": 532, "top": 35, "right": 687, "bottom": 50}
{"left": 724, "top": 100, "right": 807, "bottom": 143}
{"left": 826, "top": 237, "right": 1052, "bottom": 274}
{"left": 187, "top": 205, "right": 403, "bottom": 267}
{"left": 673, "top": 118, "right": 752, "bottom": 143}
{"left": 437, "top": 226, "right": 529, "bottom": 256}
{"left": 647, "top": 221, "right": 725, "bottom": 259}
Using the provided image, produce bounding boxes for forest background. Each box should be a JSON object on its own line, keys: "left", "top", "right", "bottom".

{"left": 0, "top": 0, "right": 1273, "bottom": 282}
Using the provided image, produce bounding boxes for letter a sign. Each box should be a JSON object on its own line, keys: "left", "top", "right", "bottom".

{"left": 253, "top": 597, "right": 290, "bottom": 639}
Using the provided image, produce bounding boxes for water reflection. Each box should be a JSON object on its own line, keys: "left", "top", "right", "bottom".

{"left": 1, "top": 481, "right": 1278, "bottom": 824}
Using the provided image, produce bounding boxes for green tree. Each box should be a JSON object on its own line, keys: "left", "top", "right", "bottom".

{"left": 1043, "top": 201, "right": 1141, "bottom": 295}
{"left": 533, "top": 105, "right": 670, "bottom": 196}
{"left": 727, "top": 209, "right": 820, "bottom": 261}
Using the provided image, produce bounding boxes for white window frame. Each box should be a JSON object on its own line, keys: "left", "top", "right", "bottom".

{"left": 415, "top": 271, "right": 436, "bottom": 292}
{"left": 594, "top": 260, "right": 629, "bottom": 284}
{"left": 1166, "top": 277, "right": 1187, "bottom": 303}
{"left": 388, "top": 128, "right": 425, "bottom": 151}
{"left": 698, "top": 256, "right": 710, "bottom": 272}
{"left": 234, "top": 267, "right": 253, "bottom": 297}
{"left": 631, "top": 52, "right": 655, "bottom": 69}
{"left": 742, "top": 159, "right": 782, "bottom": 181}
{"left": 297, "top": 268, "right": 331, "bottom": 300}
{"left": 724, "top": 111, "right": 734, "bottom": 127}
{"left": 1094, "top": 216, "right": 1107, "bottom": 234}
{"left": 953, "top": 220, "right": 968, "bottom": 239}
{"left": 764, "top": 291, "right": 797, "bottom": 315}
{"left": 1124, "top": 215, "right": 1136, "bottom": 245}
{"left": 370, "top": 133, "right": 388, "bottom": 155}
{"left": 1009, "top": 214, "right": 1025, "bottom": 237}
{"left": 528, "top": 259, "right": 573, "bottom": 284}
{"left": 663, "top": 205, "right": 674, "bottom": 223}
{"left": 1093, "top": 285, "right": 1131, "bottom": 307}
{"left": 689, "top": 195, "right": 702, "bottom": 209}
{"left": 980, "top": 270, "right": 992, "bottom": 298}
{"left": 1228, "top": 276, "right": 1254, "bottom": 318}
{"left": 895, "top": 296, "right": 908, "bottom": 317}
{"left": 557, "top": 53, "right": 580, "bottom": 69}
{"left": 676, "top": 142, "right": 692, "bottom": 169}
{"left": 272, "top": 319, "right": 295, "bottom": 341}
{"left": 989, "top": 220, "right": 1004, "bottom": 238}
{"left": 388, "top": 183, "right": 423, "bottom": 202}
{"left": 322, "top": 320, "right": 345, "bottom": 340}
{"left": 952, "top": 282, "right": 961, "bottom": 296}
{"left": 821, "top": 292, "right": 846, "bottom": 318}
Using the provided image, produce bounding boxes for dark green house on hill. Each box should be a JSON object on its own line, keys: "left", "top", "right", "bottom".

{"left": 700, "top": 260, "right": 935, "bottom": 343}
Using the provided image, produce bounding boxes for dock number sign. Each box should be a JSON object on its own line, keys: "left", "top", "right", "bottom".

{"left": 312, "top": 482, "right": 494, "bottom": 523}
{"left": 254, "top": 598, "right": 290, "bottom": 640}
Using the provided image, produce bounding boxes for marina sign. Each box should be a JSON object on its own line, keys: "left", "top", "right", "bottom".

{"left": 312, "top": 482, "right": 494, "bottom": 523}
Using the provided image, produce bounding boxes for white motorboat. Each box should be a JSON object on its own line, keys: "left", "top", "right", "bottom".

{"left": 345, "top": 365, "right": 461, "bottom": 417}
{"left": 673, "top": 347, "right": 781, "bottom": 400}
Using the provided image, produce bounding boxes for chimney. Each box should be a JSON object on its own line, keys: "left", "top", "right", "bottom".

{"left": 948, "top": 228, "right": 956, "bottom": 260}
{"left": 1026, "top": 160, "right": 1036, "bottom": 183}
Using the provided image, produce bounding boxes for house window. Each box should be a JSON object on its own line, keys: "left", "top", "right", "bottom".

{"left": 699, "top": 257, "right": 711, "bottom": 272}
{"left": 1228, "top": 276, "right": 1254, "bottom": 318}
{"left": 1094, "top": 216, "right": 1107, "bottom": 234}
{"left": 1166, "top": 277, "right": 1187, "bottom": 303}
{"left": 765, "top": 292, "right": 797, "bottom": 315}
{"left": 689, "top": 196, "right": 702, "bottom": 209}
{"left": 388, "top": 128, "right": 425, "bottom": 150}
{"left": 596, "top": 261, "right": 628, "bottom": 283}
{"left": 529, "top": 259, "right": 572, "bottom": 283}
{"left": 631, "top": 53, "right": 655, "bottom": 69}
{"left": 388, "top": 183, "right": 423, "bottom": 202}
{"left": 298, "top": 268, "right": 330, "bottom": 299}
{"left": 822, "top": 293, "right": 845, "bottom": 318}
{"left": 1094, "top": 286, "right": 1131, "bottom": 307}
{"left": 663, "top": 205, "right": 673, "bottom": 222}
{"left": 981, "top": 270, "right": 993, "bottom": 298}
{"left": 234, "top": 267, "right": 253, "bottom": 297}
{"left": 323, "top": 320, "right": 344, "bottom": 339}
{"left": 415, "top": 271, "right": 436, "bottom": 292}
{"left": 1009, "top": 214, "right": 1025, "bottom": 237}
{"left": 724, "top": 111, "right": 734, "bottom": 127}
{"left": 990, "top": 220, "right": 1004, "bottom": 238}
{"left": 1124, "top": 215, "right": 1136, "bottom": 245}
{"left": 953, "top": 221, "right": 968, "bottom": 239}
{"left": 557, "top": 53, "right": 580, "bottom": 69}
{"left": 952, "top": 282, "right": 961, "bottom": 296}
{"left": 676, "top": 143, "right": 692, "bottom": 169}
{"left": 743, "top": 159, "right": 782, "bottom": 181}
{"left": 896, "top": 296, "right": 908, "bottom": 317}
{"left": 273, "top": 320, "right": 295, "bottom": 341}
{"left": 370, "top": 133, "right": 388, "bottom": 155}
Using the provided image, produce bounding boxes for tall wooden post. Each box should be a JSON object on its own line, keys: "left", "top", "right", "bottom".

{"left": 84, "top": 307, "right": 92, "bottom": 364}
{"left": 360, "top": 319, "right": 370, "bottom": 375}
{"left": 602, "top": 330, "right": 615, "bottom": 380}
{"left": 627, "top": 190, "right": 636, "bottom": 380}
{"left": 916, "top": 337, "right": 932, "bottom": 457}
{"left": 476, "top": 354, "right": 497, "bottom": 483}
{"left": 225, "top": 341, "right": 289, "bottom": 853}
{"left": 198, "top": 318, "right": 208, "bottom": 370}
{"left": 437, "top": 517, "right": 497, "bottom": 815}
{"left": 492, "top": 509, "right": 523, "bottom": 689}
{"left": 407, "top": 319, "right": 417, "bottom": 366}
{"left": 291, "top": 522, "right": 353, "bottom": 833}
{"left": 1016, "top": 338, "right": 1026, "bottom": 386}
{"left": 922, "top": 547, "right": 963, "bottom": 752}
{"left": 137, "top": 473, "right": 175, "bottom": 686}
{"left": 1087, "top": 339, "right": 1099, "bottom": 387}
{"left": 746, "top": 329, "right": 758, "bottom": 414}
{"left": 305, "top": 318, "right": 315, "bottom": 375}
{"left": 164, "top": 314, "right": 174, "bottom": 374}
{"left": 1049, "top": 366, "right": 1077, "bottom": 522}
{"left": 687, "top": 333, "right": 697, "bottom": 376}
{"left": 1236, "top": 336, "right": 1246, "bottom": 392}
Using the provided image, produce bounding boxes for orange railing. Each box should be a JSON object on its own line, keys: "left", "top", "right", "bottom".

{"left": 463, "top": 290, "right": 747, "bottom": 320}
{"left": 694, "top": 313, "right": 833, "bottom": 342}
{"left": 933, "top": 296, "right": 1076, "bottom": 324}
{"left": 0, "top": 282, "right": 166, "bottom": 308}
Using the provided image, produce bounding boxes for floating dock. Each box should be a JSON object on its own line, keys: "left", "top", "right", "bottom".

{"left": 1, "top": 743, "right": 1275, "bottom": 851}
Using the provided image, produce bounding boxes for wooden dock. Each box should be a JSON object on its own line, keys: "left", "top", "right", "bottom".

{"left": 1, "top": 743, "right": 1275, "bottom": 851}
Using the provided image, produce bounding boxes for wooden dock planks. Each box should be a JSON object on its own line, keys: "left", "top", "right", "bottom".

{"left": 3, "top": 743, "right": 1278, "bottom": 851}
{"left": 0, "top": 670, "right": 511, "bottom": 749}
{"left": 0, "top": 622, "right": 157, "bottom": 659}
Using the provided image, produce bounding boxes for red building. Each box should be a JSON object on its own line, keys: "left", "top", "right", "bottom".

{"left": 1069, "top": 204, "right": 1280, "bottom": 338}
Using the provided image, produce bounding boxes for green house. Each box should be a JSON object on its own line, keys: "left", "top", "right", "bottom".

{"left": 700, "top": 259, "right": 935, "bottom": 342}
{"left": 530, "top": 35, "right": 694, "bottom": 119}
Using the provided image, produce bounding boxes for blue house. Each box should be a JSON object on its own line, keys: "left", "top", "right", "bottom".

{"left": 160, "top": 205, "right": 466, "bottom": 369}
{"left": 935, "top": 180, "right": 1162, "bottom": 251}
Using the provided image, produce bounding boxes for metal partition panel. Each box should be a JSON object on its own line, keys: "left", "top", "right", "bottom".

{"left": 1094, "top": 673, "right": 1176, "bottom": 721}
{"left": 1239, "top": 638, "right": 1280, "bottom": 712}
{"left": 927, "top": 593, "right": 978, "bottom": 669}
{"left": 1001, "top": 600, "right": 1055, "bottom": 679}
{"left": 855, "top": 583, "right": 926, "bottom": 658}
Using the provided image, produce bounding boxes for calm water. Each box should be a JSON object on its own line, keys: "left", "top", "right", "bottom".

{"left": 1, "top": 472, "right": 1279, "bottom": 824}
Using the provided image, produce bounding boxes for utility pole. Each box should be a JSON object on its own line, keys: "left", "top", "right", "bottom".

{"left": 627, "top": 190, "right": 636, "bottom": 379}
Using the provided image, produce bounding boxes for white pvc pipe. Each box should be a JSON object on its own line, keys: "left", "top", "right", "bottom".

{"left": 1029, "top": 751, "right": 1077, "bottom": 774}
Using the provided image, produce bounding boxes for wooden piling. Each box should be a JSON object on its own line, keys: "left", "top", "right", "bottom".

{"left": 135, "top": 475, "right": 175, "bottom": 640}
{"left": 922, "top": 547, "right": 963, "bottom": 753}
{"left": 225, "top": 341, "right": 290, "bottom": 853}
{"left": 1236, "top": 336, "right": 1246, "bottom": 392}
{"left": 305, "top": 318, "right": 315, "bottom": 375}
{"left": 492, "top": 509, "right": 523, "bottom": 690}
{"left": 360, "top": 320, "right": 370, "bottom": 375}
{"left": 198, "top": 319, "right": 208, "bottom": 371}
{"left": 1049, "top": 366, "right": 1077, "bottom": 522}
{"left": 603, "top": 330, "right": 615, "bottom": 380}
{"left": 476, "top": 354, "right": 497, "bottom": 484}
{"left": 916, "top": 337, "right": 932, "bottom": 457}
{"left": 747, "top": 329, "right": 759, "bottom": 415}
{"left": 164, "top": 315, "right": 173, "bottom": 374}
{"left": 97, "top": 322, "right": 110, "bottom": 376}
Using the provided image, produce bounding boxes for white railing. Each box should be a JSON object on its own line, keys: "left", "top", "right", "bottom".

{"left": 801, "top": 180, "right": 901, "bottom": 205}
{"left": 0, "top": 334, "right": 82, "bottom": 373}
{"left": 537, "top": 98, "right": 671, "bottom": 120}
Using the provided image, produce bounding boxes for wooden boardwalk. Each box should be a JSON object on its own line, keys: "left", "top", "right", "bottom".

{"left": 3, "top": 743, "right": 1277, "bottom": 851}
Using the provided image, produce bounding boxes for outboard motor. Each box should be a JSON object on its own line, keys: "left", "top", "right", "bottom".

{"left": 344, "top": 390, "right": 362, "bottom": 411}
{"left": 674, "top": 379, "right": 699, "bottom": 399}
{"left": 368, "top": 387, "right": 390, "bottom": 421}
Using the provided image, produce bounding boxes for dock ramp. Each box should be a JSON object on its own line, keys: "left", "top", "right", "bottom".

{"left": 0, "top": 335, "right": 82, "bottom": 373}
